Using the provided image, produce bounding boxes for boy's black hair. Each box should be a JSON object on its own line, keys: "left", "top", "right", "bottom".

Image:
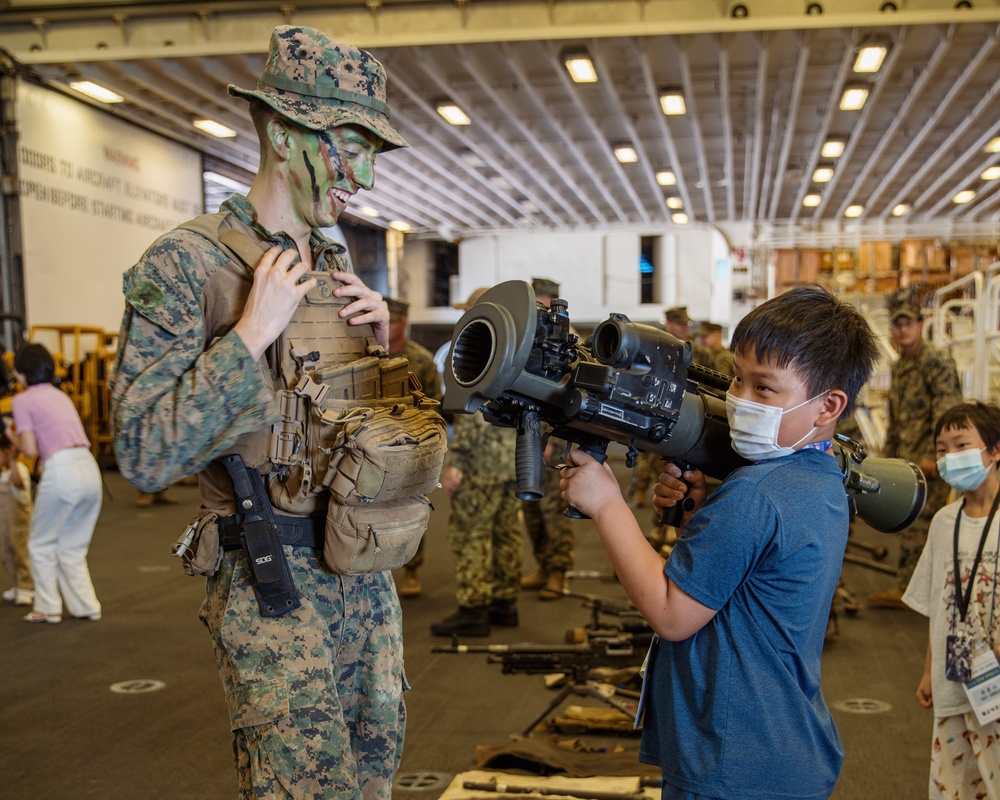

{"left": 933, "top": 401, "right": 1000, "bottom": 451}
{"left": 0, "top": 433, "right": 13, "bottom": 450}
{"left": 13, "top": 342, "right": 56, "bottom": 386}
{"left": 729, "top": 285, "right": 879, "bottom": 416}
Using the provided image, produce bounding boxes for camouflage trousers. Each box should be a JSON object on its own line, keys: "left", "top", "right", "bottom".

{"left": 449, "top": 476, "right": 523, "bottom": 608}
{"left": 201, "top": 547, "right": 406, "bottom": 800}
{"left": 633, "top": 451, "right": 661, "bottom": 494}
{"left": 522, "top": 466, "right": 574, "bottom": 573}
{"left": 898, "top": 476, "right": 953, "bottom": 591}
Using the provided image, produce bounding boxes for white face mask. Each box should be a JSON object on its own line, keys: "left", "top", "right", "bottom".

{"left": 726, "top": 391, "right": 828, "bottom": 461}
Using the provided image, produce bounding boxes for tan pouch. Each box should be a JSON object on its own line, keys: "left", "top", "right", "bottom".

{"left": 324, "top": 497, "right": 431, "bottom": 574}
{"left": 319, "top": 400, "right": 447, "bottom": 505}
{"left": 172, "top": 512, "right": 223, "bottom": 577}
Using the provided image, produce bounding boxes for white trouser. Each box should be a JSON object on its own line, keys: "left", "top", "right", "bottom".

{"left": 29, "top": 447, "right": 103, "bottom": 617}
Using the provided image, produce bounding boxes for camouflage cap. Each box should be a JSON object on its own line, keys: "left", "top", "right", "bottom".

{"left": 698, "top": 321, "right": 723, "bottom": 337}
{"left": 664, "top": 306, "right": 691, "bottom": 324}
{"left": 386, "top": 297, "right": 409, "bottom": 321}
{"left": 228, "top": 25, "right": 407, "bottom": 151}
{"left": 890, "top": 303, "right": 922, "bottom": 323}
{"left": 531, "top": 277, "right": 560, "bottom": 298}
{"left": 452, "top": 286, "right": 491, "bottom": 310}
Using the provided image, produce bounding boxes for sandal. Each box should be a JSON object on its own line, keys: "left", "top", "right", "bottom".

{"left": 23, "top": 611, "right": 62, "bottom": 624}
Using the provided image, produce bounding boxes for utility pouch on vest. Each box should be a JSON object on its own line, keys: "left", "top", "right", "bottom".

{"left": 220, "top": 454, "right": 301, "bottom": 618}
{"left": 172, "top": 511, "right": 223, "bottom": 577}
{"left": 319, "top": 399, "right": 447, "bottom": 505}
{"left": 324, "top": 496, "right": 431, "bottom": 574}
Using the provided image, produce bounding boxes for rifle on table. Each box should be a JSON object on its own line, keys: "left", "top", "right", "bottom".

{"left": 433, "top": 637, "right": 647, "bottom": 735}
{"left": 432, "top": 636, "right": 644, "bottom": 677}
{"left": 559, "top": 590, "right": 653, "bottom": 647}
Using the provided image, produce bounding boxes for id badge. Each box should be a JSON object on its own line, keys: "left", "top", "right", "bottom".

{"left": 633, "top": 634, "right": 659, "bottom": 731}
{"left": 946, "top": 633, "right": 974, "bottom": 683}
{"left": 962, "top": 646, "right": 1000, "bottom": 726}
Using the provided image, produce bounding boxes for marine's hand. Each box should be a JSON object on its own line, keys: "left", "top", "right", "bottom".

{"left": 441, "top": 465, "right": 462, "bottom": 495}
{"left": 235, "top": 246, "right": 317, "bottom": 360}
{"left": 331, "top": 271, "right": 390, "bottom": 349}
{"left": 559, "top": 448, "right": 624, "bottom": 519}
{"left": 653, "top": 462, "right": 707, "bottom": 522}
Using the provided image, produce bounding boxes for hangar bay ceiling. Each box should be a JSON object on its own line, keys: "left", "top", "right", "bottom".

{"left": 2, "top": 0, "right": 1000, "bottom": 243}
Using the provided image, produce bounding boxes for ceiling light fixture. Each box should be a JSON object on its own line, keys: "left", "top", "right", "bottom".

{"left": 359, "top": 206, "right": 381, "bottom": 218}
{"left": 839, "top": 84, "right": 870, "bottom": 111}
{"left": 69, "top": 80, "right": 123, "bottom": 104}
{"left": 671, "top": 212, "right": 689, "bottom": 224}
{"left": 193, "top": 119, "right": 237, "bottom": 138}
{"left": 665, "top": 196, "right": 683, "bottom": 209}
{"left": 658, "top": 87, "right": 686, "bottom": 116}
{"left": 812, "top": 167, "right": 834, "bottom": 183}
{"left": 388, "top": 220, "right": 411, "bottom": 232}
{"left": 853, "top": 44, "right": 888, "bottom": 73}
{"left": 981, "top": 166, "right": 1000, "bottom": 181}
{"left": 656, "top": 170, "right": 677, "bottom": 186}
{"left": 803, "top": 194, "right": 822, "bottom": 207}
{"left": 563, "top": 48, "right": 597, "bottom": 83}
{"left": 614, "top": 144, "right": 638, "bottom": 163}
{"left": 953, "top": 190, "right": 976, "bottom": 204}
{"left": 985, "top": 137, "right": 1000, "bottom": 154}
{"left": 821, "top": 139, "right": 845, "bottom": 158}
{"left": 891, "top": 204, "right": 910, "bottom": 216}
{"left": 435, "top": 102, "right": 471, "bottom": 126}
{"left": 845, "top": 205, "right": 864, "bottom": 217}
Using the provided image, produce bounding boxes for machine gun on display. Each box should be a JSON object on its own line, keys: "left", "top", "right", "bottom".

{"left": 432, "top": 637, "right": 646, "bottom": 735}
{"left": 561, "top": 590, "right": 653, "bottom": 647}
{"left": 442, "top": 280, "right": 926, "bottom": 531}
{"left": 432, "top": 636, "right": 644, "bottom": 677}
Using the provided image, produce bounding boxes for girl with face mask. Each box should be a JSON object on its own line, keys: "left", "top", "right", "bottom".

{"left": 902, "top": 401, "right": 1000, "bottom": 800}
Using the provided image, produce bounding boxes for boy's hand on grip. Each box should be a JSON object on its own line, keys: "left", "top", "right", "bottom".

{"left": 654, "top": 462, "right": 707, "bottom": 524}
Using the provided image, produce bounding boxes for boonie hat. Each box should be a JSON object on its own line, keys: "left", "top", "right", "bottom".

{"left": 531, "top": 277, "right": 560, "bottom": 298}
{"left": 228, "top": 25, "right": 407, "bottom": 151}
{"left": 452, "top": 287, "right": 491, "bottom": 310}
{"left": 664, "top": 306, "right": 691, "bottom": 324}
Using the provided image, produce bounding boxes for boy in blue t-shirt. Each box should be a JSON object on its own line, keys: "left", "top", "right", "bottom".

{"left": 561, "top": 286, "right": 879, "bottom": 800}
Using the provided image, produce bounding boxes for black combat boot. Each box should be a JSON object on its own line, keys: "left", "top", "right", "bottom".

{"left": 487, "top": 599, "right": 519, "bottom": 627}
{"left": 430, "top": 606, "right": 490, "bottom": 636}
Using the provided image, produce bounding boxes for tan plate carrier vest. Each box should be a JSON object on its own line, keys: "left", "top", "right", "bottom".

{"left": 179, "top": 211, "right": 447, "bottom": 574}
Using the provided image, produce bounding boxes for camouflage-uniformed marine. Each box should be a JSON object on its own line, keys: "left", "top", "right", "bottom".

{"left": 109, "top": 26, "right": 413, "bottom": 800}
{"left": 520, "top": 434, "right": 574, "bottom": 597}
{"left": 386, "top": 298, "right": 442, "bottom": 587}
{"left": 386, "top": 299, "right": 442, "bottom": 404}
{"left": 431, "top": 412, "right": 523, "bottom": 635}
{"left": 879, "top": 303, "right": 962, "bottom": 601}
{"left": 519, "top": 277, "right": 575, "bottom": 599}
{"left": 633, "top": 306, "right": 692, "bottom": 508}
{"left": 693, "top": 321, "right": 734, "bottom": 377}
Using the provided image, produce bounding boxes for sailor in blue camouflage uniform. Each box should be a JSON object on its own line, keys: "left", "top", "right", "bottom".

{"left": 109, "top": 26, "right": 411, "bottom": 799}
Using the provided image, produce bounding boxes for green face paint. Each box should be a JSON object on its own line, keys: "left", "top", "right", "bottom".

{"left": 287, "top": 123, "right": 380, "bottom": 230}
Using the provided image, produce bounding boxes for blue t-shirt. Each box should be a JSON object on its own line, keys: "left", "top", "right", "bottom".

{"left": 640, "top": 449, "right": 847, "bottom": 800}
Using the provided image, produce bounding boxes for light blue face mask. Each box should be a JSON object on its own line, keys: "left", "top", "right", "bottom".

{"left": 937, "top": 447, "right": 991, "bottom": 492}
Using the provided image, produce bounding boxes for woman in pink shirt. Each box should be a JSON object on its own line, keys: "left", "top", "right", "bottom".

{"left": 5, "top": 343, "right": 102, "bottom": 623}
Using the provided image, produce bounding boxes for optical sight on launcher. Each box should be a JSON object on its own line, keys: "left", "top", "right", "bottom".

{"left": 442, "top": 280, "right": 925, "bottom": 532}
